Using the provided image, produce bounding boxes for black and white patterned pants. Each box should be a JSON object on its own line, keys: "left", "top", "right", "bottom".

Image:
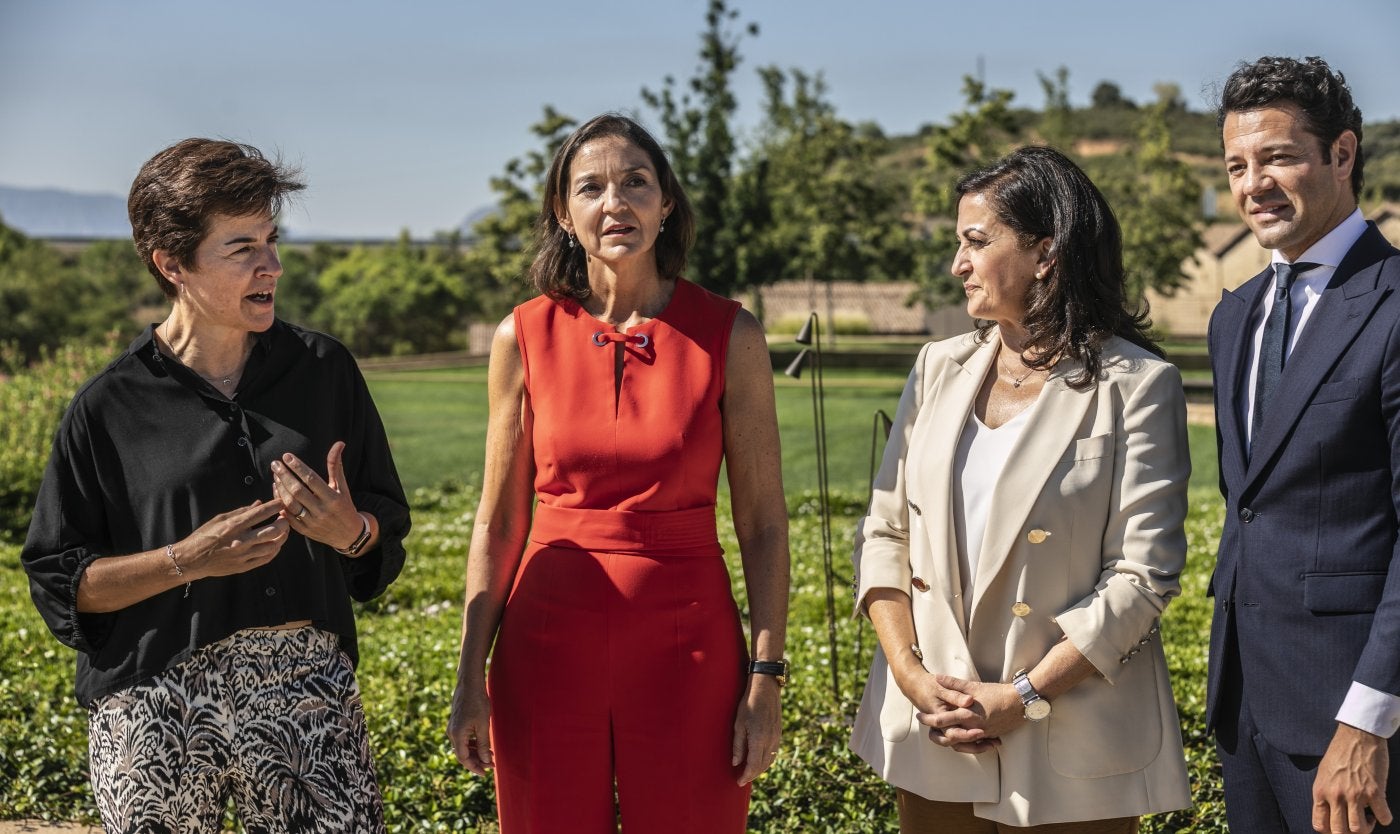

{"left": 88, "top": 626, "right": 385, "bottom": 833}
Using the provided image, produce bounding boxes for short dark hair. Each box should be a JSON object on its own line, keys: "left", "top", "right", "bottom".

{"left": 1218, "top": 56, "right": 1364, "bottom": 199}
{"left": 128, "top": 138, "right": 305, "bottom": 298}
{"left": 956, "top": 145, "right": 1161, "bottom": 389}
{"left": 530, "top": 113, "right": 694, "bottom": 300}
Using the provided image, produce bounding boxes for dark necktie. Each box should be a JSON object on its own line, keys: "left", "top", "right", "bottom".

{"left": 1253, "top": 261, "right": 1319, "bottom": 438}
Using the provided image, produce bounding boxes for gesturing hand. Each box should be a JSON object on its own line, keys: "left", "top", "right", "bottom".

{"left": 271, "top": 441, "right": 364, "bottom": 551}
{"left": 177, "top": 500, "right": 290, "bottom": 580}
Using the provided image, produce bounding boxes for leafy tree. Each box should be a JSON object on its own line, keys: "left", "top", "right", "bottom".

{"left": 277, "top": 241, "right": 346, "bottom": 330}
{"left": 467, "top": 107, "right": 576, "bottom": 316}
{"left": 911, "top": 76, "right": 1020, "bottom": 303}
{"left": 1113, "top": 101, "right": 1203, "bottom": 301}
{"left": 641, "top": 0, "right": 757, "bottom": 296}
{"left": 317, "top": 232, "right": 475, "bottom": 356}
{"left": 0, "top": 217, "right": 133, "bottom": 361}
{"left": 733, "top": 67, "right": 913, "bottom": 290}
{"left": 1036, "top": 66, "right": 1073, "bottom": 149}
{"left": 73, "top": 239, "right": 152, "bottom": 302}
{"left": 1091, "top": 81, "right": 1135, "bottom": 110}
{"left": 1152, "top": 81, "right": 1188, "bottom": 113}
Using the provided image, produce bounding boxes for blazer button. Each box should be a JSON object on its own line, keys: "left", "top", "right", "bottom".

{"left": 1011, "top": 602, "right": 1031, "bottom": 617}
{"left": 911, "top": 576, "right": 930, "bottom": 592}
{"left": 1027, "top": 529, "right": 1050, "bottom": 544}
{"left": 1239, "top": 507, "right": 1255, "bottom": 523}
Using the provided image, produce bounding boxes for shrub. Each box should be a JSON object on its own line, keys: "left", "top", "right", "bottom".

{"left": 0, "top": 481, "right": 1229, "bottom": 831}
{"left": 0, "top": 336, "right": 122, "bottom": 541}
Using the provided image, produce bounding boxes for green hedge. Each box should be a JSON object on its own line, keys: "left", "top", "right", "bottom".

{"left": 0, "top": 337, "right": 121, "bottom": 540}
{"left": 0, "top": 480, "right": 1227, "bottom": 831}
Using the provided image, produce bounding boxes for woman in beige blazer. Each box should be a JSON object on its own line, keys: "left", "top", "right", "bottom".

{"left": 851, "top": 146, "right": 1192, "bottom": 832}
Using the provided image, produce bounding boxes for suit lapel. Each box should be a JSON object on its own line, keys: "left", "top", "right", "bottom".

{"left": 1244, "top": 227, "right": 1395, "bottom": 487}
{"left": 968, "top": 356, "right": 1095, "bottom": 628}
{"left": 1214, "top": 277, "right": 1266, "bottom": 493}
{"left": 909, "top": 336, "right": 996, "bottom": 636}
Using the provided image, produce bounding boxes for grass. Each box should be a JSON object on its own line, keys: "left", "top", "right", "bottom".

{"left": 0, "top": 362, "right": 1229, "bottom": 831}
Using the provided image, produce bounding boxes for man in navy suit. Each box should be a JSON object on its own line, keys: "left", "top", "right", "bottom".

{"left": 1208, "top": 56, "right": 1400, "bottom": 833}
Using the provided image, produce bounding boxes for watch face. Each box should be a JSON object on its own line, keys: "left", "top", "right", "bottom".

{"left": 1025, "top": 699, "right": 1052, "bottom": 721}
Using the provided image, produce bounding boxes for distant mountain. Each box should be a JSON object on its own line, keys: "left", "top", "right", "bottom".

{"left": 458, "top": 203, "right": 500, "bottom": 237}
{"left": 0, "top": 185, "right": 131, "bottom": 238}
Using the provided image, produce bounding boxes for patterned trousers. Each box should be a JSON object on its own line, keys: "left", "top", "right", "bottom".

{"left": 88, "top": 626, "right": 385, "bottom": 834}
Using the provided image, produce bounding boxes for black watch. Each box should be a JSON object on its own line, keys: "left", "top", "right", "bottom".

{"left": 748, "top": 659, "right": 789, "bottom": 687}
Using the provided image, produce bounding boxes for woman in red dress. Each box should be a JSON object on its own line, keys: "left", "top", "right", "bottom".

{"left": 448, "top": 113, "right": 790, "bottom": 833}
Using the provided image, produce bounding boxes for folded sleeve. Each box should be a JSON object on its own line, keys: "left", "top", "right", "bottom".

{"left": 852, "top": 343, "right": 933, "bottom": 617}
{"left": 20, "top": 405, "right": 116, "bottom": 655}
{"left": 1055, "top": 361, "right": 1190, "bottom": 681}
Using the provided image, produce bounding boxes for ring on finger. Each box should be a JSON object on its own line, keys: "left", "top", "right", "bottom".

{"left": 293, "top": 505, "right": 308, "bottom": 521}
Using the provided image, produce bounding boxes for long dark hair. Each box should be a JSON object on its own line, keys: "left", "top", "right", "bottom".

{"left": 530, "top": 113, "right": 695, "bottom": 300}
{"left": 956, "top": 145, "right": 1161, "bottom": 390}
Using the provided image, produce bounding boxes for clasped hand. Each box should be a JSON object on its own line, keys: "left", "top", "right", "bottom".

{"left": 270, "top": 440, "right": 363, "bottom": 551}
{"left": 912, "top": 673, "right": 1025, "bottom": 754}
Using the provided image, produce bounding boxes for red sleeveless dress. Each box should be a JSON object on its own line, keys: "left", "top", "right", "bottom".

{"left": 489, "top": 278, "right": 751, "bottom": 833}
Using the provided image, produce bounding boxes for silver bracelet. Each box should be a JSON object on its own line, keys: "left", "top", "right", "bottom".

{"left": 165, "top": 544, "right": 190, "bottom": 598}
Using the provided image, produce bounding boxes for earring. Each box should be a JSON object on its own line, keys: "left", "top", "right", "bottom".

{"left": 568, "top": 234, "right": 576, "bottom": 249}
{"left": 659, "top": 221, "right": 666, "bottom": 234}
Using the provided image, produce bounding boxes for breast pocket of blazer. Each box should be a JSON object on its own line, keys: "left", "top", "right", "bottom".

{"left": 1311, "top": 378, "right": 1361, "bottom": 406}
{"left": 1054, "top": 433, "right": 1115, "bottom": 498}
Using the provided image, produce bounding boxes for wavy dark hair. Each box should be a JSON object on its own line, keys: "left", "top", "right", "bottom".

{"left": 957, "top": 145, "right": 1161, "bottom": 390}
{"left": 128, "top": 138, "right": 304, "bottom": 299}
{"left": 530, "top": 113, "right": 695, "bottom": 300}
{"left": 1218, "top": 55, "right": 1364, "bottom": 199}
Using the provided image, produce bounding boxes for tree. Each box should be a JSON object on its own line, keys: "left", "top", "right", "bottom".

{"left": 1152, "top": 81, "right": 1188, "bottom": 113}
{"left": 317, "top": 232, "right": 475, "bottom": 356}
{"left": 910, "top": 76, "right": 1021, "bottom": 303}
{"left": 1114, "top": 101, "right": 1203, "bottom": 302}
{"left": 277, "top": 241, "right": 346, "bottom": 330}
{"left": 0, "top": 217, "right": 134, "bottom": 361}
{"left": 1037, "top": 66, "right": 1073, "bottom": 149}
{"left": 641, "top": 0, "right": 757, "bottom": 297}
{"left": 1090, "top": 81, "right": 1135, "bottom": 110}
{"left": 466, "top": 107, "right": 576, "bottom": 316}
{"left": 732, "top": 67, "right": 913, "bottom": 291}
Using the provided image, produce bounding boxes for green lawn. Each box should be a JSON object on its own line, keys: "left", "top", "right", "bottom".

{"left": 367, "top": 366, "right": 1220, "bottom": 501}
{"left": 0, "top": 363, "right": 1228, "bottom": 831}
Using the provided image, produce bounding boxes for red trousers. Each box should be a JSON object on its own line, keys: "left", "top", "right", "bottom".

{"left": 489, "top": 505, "right": 751, "bottom": 833}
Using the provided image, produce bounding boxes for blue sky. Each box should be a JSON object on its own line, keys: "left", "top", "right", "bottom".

{"left": 2, "top": 0, "right": 1398, "bottom": 238}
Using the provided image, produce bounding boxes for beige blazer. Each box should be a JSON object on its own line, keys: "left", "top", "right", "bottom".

{"left": 850, "top": 330, "right": 1192, "bottom": 826}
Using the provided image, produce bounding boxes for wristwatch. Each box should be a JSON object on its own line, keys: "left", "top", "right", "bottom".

{"left": 749, "top": 659, "right": 789, "bottom": 688}
{"left": 1012, "top": 669, "right": 1051, "bottom": 721}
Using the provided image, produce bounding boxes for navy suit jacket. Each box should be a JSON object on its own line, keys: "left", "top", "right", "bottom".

{"left": 1207, "top": 223, "right": 1400, "bottom": 757}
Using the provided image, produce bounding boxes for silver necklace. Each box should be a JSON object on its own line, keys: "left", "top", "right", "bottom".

{"left": 158, "top": 327, "right": 244, "bottom": 389}
{"left": 997, "top": 353, "right": 1038, "bottom": 388}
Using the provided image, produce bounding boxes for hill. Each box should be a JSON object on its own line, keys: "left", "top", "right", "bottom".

{"left": 0, "top": 185, "right": 129, "bottom": 238}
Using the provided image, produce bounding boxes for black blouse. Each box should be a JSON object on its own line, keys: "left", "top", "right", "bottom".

{"left": 21, "top": 321, "right": 410, "bottom": 707}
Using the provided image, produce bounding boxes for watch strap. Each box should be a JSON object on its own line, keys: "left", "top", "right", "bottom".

{"left": 749, "top": 659, "right": 788, "bottom": 687}
{"left": 335, "top": 513, "right": 372, "bottom": 556}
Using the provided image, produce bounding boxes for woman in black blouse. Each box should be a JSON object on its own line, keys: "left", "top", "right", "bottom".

{"left": 21, "top": 138, "right": 409, "bottom": 834}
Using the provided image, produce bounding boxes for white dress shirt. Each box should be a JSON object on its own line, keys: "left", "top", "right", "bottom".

{"left": 1242, "top": 208, "right": 1400, "bottom": 739}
